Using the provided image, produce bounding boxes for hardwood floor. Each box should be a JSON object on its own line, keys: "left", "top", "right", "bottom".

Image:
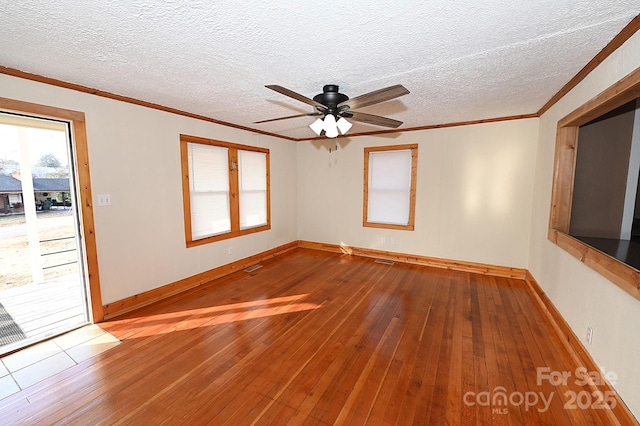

{"left": 0, "top": 249, "right": 630, "bottom": 424}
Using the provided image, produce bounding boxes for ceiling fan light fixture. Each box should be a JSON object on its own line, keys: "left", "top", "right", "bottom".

{"left": 260, "top": 84, "right": 409, "bottom": 137}
{"left": 336, "top": 117, "right": 352, "bottom": 135}
{"left": 323, "top": 114, "right": 339, "bottom": 138}
{"left": 309, "top": 118, "right": 324, "bottom": 135}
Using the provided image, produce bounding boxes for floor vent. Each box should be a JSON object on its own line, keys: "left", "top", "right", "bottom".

{"left": 374, "top": 258, "right": 395, "bottom": 265}
{"left": 244, "top": 264, "right": 263, "bottom": 273}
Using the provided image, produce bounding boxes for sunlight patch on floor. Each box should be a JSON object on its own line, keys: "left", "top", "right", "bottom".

{"left": 107, "top": 294, "right": 323, "bottom": 337}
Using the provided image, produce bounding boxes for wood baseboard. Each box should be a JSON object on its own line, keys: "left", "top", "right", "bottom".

{"left": 102, "top": 241, "right": 298, "bottom": 320}
{"left": 523, "top": 271, "right": 638, "bottom": 425}
{"left": 297, "top": 240, "right": 527, "bottom": 279}
{"left": 103, "top": 240, "right": 526, "bottom": 320}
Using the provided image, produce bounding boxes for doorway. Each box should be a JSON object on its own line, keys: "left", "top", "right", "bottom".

{"left": 0, "top": 102, "right": 101, "bottom": 355}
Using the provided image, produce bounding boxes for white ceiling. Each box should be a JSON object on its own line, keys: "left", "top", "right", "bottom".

{"left": 1, "top": 1, "right": 639, "bottom": 140}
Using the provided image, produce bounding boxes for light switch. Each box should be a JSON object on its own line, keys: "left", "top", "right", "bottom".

{"left": 97, "top": 194, "right": 112, "bottom": 206}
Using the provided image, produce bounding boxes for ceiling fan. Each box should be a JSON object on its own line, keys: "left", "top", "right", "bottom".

{"left": 254, "top": 84, "right": 410, "bottom": 138}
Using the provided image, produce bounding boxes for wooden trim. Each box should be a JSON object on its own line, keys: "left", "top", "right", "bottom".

{"left": 298, "top": 240, "right": 527, "bottom": 279}
{"left": 179, "top": 134, "right": 270, "bottom": 153}
{"left": 0, "top": 66, "right": 297, "bottom": 142}
{"left": 363, "top": 143, "right": 420, "bottom": 153}
{"left": 102, "top": 241, "right": 298, "bottom": 319}
{"left": 71, "top": 119, "right": 104, "bottom": 322}
{"left": 104, "top": 240, "right": 528, "bottom": 319}
{"left": 538, "top": 14, "right": 640, "bottom": 116}
{"left": 299, "top": 114, "right": 540, "bottom": 141}
{"left": 265, "top": 150, "right": 272, "bottom": 229}
{"left": 180, "top": 134, "right": 271, "bottom": 247}
{"left": 363, "top": 144, "right": 418, "bottom": 231}
{"left": 0, "top": 97, "right": 85, "bottom": 122}
{"left": 362, "top": 149, "right": 370, "bottom": 228}
{"left": 360, "top": 221, "right": 415, "bottom": 231}
{"left": 551, "top": 231, "right": 640, "bottom": 299}
{"left": 548, "top": 126, "right": 579, "bottom": 233}
{"left": 0, "top": 67, "right": 538, "bottom": 142}
{"left": 548, "top": 66, "right": 640, "bottom": 301}
{"left": 523, "top": 271, "right": 639, "bottom": 426}
{"left": 3, "top": 11, "right": 638, "bottom": 145}
{"left": 408, "top": 146, "right": 418, "bottom": 229}
{"left": 0, "top": 97, "right": 104, "bottom": 321}
{"left": 558, "top": 65, "right": 640, "bottom": 128}
{"left": 228, "top": 148, "right": 240, "bottom": 233}
{"left": 180, "top": 139, "right": 194, "bottom": 244}
{"left": 186, "top": 224, "right": 271, "bottom": 247}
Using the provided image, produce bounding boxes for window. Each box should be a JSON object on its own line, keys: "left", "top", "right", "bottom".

{"left": 549, "top": 66, "right": 640, "bottom": 301}
{"left": 363, "top": 144, "right": 418, "bottom": 230}
{"left": 238, "top": 149, "right": 268, "bottom": 230}
{"left": 180, "top": 134, "right": 270, "bottom": 247}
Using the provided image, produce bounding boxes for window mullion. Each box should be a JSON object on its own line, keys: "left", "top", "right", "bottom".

{"left": 228, "top": 148, "right": 240, "bottom": 233}
{"left": 363, "top": 150, "right": 371, "bottom": 225}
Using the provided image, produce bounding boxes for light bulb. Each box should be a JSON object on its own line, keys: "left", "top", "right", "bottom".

{"left": 336, "top": 117, "right": 353, "bottom": 135}
{"left": 323, "top": 114, "right": 339, "bottom": 138}
{"left": 309, "top": 118, "right": 324, "bottom": 136}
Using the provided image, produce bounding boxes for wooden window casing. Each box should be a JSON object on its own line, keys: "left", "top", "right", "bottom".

{"left": 0, "top": 97, "right": 104, "bottom": 321}
{"left": 180, "top": 134, "right": 270, "bottom": 247}
{"left": 548, "top": 66, "right": 640, "bottom": 301}
{"left": 363, "top": 144, "right": 418, "bottom": 230}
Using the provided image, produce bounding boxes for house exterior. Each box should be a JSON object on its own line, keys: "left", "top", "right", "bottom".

{"left": 0, "top": 174, "right": 71, "bottom": 214}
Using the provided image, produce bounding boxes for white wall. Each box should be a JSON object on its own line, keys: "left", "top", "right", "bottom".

{"left": 0, "top": 74, "right": 298, "bottom": 304}
{"left": 297, "top": 119, "right": 539, "bottom": 268}
{"left": 528, "top": 31, "right": 640, "bottom": 419}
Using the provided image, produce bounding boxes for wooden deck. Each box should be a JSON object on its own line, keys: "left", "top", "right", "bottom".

{"left": 0, "top": 248, "right": 635, "bottom": 424}
{"left": 0, "top": 276, "right": 88, "bottom": 355}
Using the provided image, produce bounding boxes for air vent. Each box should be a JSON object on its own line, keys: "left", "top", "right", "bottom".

{"left": 374, "top": 258, "right": 395, "bottom": 265}
{"left": 244, "top": 264, "right": 263, "bottom": 273}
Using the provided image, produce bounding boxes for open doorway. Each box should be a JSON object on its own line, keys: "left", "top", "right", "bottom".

{"left": 0, "top": 98, "right": 103, "bottom": 355}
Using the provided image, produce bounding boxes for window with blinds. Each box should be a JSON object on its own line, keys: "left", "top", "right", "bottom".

{"left": 238, "top": 150, "right": 268, "bottom": 230}
{"left": 363, "top": 144, "right": 418, "bottom": 230}
{"left": 181, "top": 135, "right": 270, "bottom": 246}
{"left": 188, "top": 143, "right": 231, "bottom": 239}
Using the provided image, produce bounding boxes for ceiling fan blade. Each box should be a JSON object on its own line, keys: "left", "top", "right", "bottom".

{"left": 265, "top": 85, "right": 326, "bottom": 109}
{"left": 254, "top": 112, "right": 322, "bottom": 124}
{"left": 338, "top": 84, "right": 409, "bottom": 110}
{"left": 346, "top": 111, "right": 403, "bottom": 128}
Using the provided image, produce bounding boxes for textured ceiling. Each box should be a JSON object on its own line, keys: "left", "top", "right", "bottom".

{"left": 0, "top": 1, "right": 639, "bottom": 140}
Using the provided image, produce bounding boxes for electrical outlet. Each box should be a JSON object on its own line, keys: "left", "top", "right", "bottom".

{"left": 228, "top": 247, "right": 233, "bottom": 256}
{"left": 586, "top": 326, "right": 593, "bottom": 344}
{"left": 381, "top": 237, "right": 386, "bottom": 245}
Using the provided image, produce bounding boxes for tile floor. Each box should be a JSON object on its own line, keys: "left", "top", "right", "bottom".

{"left": 0, "top": 324, "right": 120, "bottom": 400}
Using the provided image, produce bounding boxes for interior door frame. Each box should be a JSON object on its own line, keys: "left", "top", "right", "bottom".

{"left": 0, "top": 96, "right": 104, "bottom": 321}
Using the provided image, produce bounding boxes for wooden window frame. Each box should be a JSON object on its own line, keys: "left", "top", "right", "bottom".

{"left": 363, "top": 144, "right": 418, "bottom": 231}
{"left": 548, "top": 66, "right": 640, "bottom": 301}
{"left": 180, "top": 134, "right": 270, "bottom": 247}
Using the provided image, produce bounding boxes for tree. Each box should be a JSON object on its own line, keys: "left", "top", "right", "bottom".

{"left": 0, "top": 158, "right": 19, "bottom": 174}
{"left": 38, "top": 153, "right": 61, "bottom": 168}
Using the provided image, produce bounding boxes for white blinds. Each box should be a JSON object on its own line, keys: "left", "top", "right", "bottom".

{"left": 188, "top": 143, "right": 230, "bottom": 239}
{"left": 238, "top": 150, "right": 267, "bottom": 229}
{"left": 367, "top": 149, "right": 412, "bottom": 225}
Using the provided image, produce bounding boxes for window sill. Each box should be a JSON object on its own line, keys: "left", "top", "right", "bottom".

{"left": 548, "top": 229, "right": 640, "bottom": 301}
{"left": 363, "top": 221, "right": 414, "bottom": 231}
{"left": 186, "top": 224, "right": 271, "bottom": 248}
